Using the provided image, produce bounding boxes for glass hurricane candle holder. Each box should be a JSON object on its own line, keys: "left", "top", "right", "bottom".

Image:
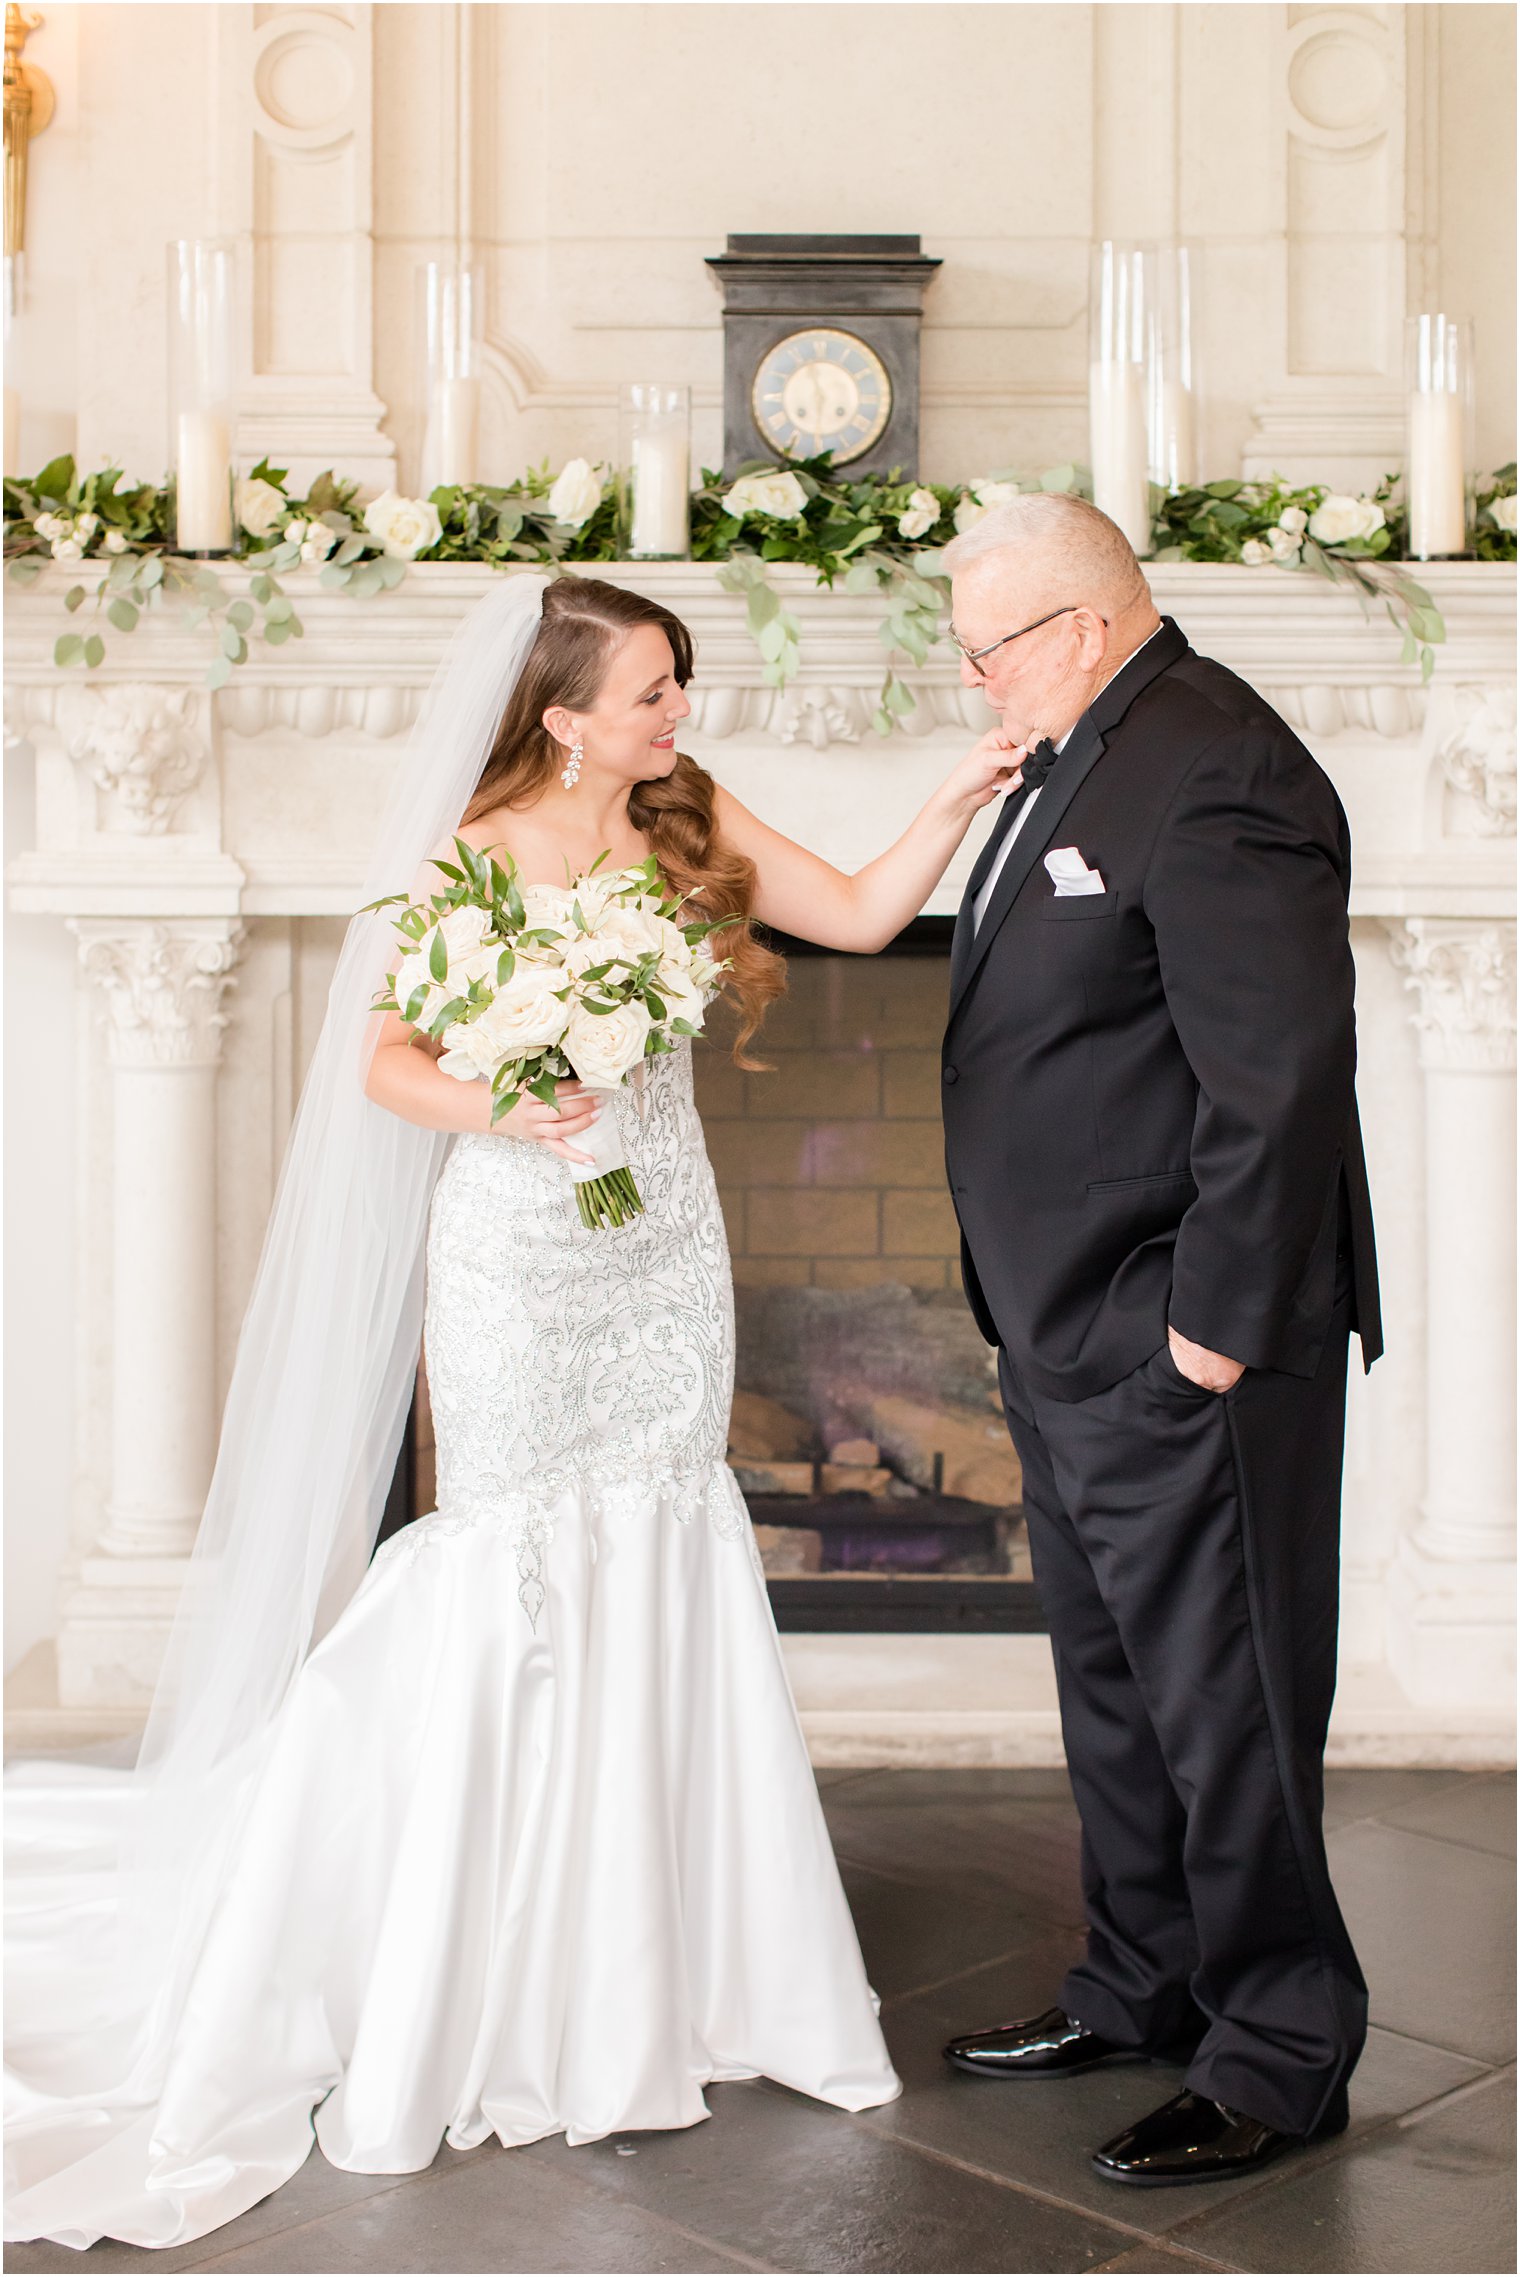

{"left": 617, "top": 385, "right": 690, "bottom": 560}
{"left": 418, "top": 259, "right": 483, "bottom": 492}
{"left": 1405, "top": 313, "right": 1474, "bottom": 560}
{"left": 166, "top": 238, "right": 238, "bottom": 556}
{"left": 1089, "top": 241, "right": 1155, "bottom": 556}
{"left": 1150, "top": 243, "right": 1200, "bottom": 494}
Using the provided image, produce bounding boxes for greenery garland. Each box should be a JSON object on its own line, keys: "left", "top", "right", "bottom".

{"left": 5, "top": 450, "right": 1514, "bottom": 727}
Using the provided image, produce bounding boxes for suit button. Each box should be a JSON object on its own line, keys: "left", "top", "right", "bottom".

{"left": 943, "top": 1065, "right": 959, "bottom": 1084}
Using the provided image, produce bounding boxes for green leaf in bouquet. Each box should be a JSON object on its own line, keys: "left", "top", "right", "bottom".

{"left": 571, "top": 898, "right": 589, "bottom": 932}
{"left": 670, "top": 1017, "right": 699, "bottom": 1036}
{"left": 488, "top": 857, "right": 511, "bottom": 903}
{"left": 354, "top": 890, "right": 412, "bottom": 913}
{"left": 585, "top": 847, "right": 612, "bottom": 874}
{"left": 428, "top": 928, "right": 448, "bottom": 982}
{"left": 490, "top": 1088, "right": 521, "bottom": 1123}
{"left": 403, "top": 984, "right": 430, "bottom": 1024}
{"left": 529, "top": 1071, "right": 561, "bottom": 1105}
{"left": 496, "top": 946, "right": 516, "bottom": 985}
{"left": 645, "top": 987, "right": 667, "bottom": 1019}
{"left": 431, "top": 995, "right": 468, "bottom": 1030}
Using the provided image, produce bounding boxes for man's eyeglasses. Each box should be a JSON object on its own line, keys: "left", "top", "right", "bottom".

{"left": 947, "top": 604, "right": 1085, "bottom": 678}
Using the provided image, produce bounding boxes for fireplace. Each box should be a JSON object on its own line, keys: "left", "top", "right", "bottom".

{"left": 380, "top": 918, "right": 1042, "bottom": 1634}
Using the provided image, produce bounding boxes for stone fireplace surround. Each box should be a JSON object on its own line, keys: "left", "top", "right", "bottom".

{"left": 4, "top": 560, "right": 1515, "bottom": 1763}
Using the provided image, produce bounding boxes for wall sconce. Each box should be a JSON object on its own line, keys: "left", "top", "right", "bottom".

{"left": 4, "top": 3, "right": 55, "bottom": 307}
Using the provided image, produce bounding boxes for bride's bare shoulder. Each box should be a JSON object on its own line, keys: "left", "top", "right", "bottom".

{"left": 427, "top": 809, "right": 515, "bottom": 868}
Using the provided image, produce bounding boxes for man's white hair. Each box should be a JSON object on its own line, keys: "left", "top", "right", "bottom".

{"left": 942, "top": 491, "right": 1150, "bottom": 616}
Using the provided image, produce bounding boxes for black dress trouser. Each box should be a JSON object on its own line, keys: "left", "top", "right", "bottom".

{"left": 998, "top": 1277, "right": 1368, "bottom": 2139}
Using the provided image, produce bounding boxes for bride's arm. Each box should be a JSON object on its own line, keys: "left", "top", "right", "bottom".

{"left": 714, "top": 728, "right": 1026, "bottom": 953}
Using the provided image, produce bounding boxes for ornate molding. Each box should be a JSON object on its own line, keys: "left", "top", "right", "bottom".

{"left": 1387, "top": 919, "right": 1518, "bottom": 1072}
{"left": 65, "top": 684, "right": 205, "bottom": 835}
{"left": 70, "top": 922, "right": 246, "bottom": 1068}
{"left": 1426, "top": 683, "right": 1518, "bottom": 838}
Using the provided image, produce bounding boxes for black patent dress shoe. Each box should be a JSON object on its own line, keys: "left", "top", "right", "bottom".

{"left": 943, "top": 2005, "right": 1146, "bottom": 2079}
{"left": 1092, "top": 2085, "right": 1349, "bottom": 2187}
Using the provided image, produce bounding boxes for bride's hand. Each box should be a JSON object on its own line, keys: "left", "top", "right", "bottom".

{"left": 938, "top": 727, "right": 1030, "bottom": 820}
{"left": 495, "top": 1079, "right": 601, "bottom": 1165}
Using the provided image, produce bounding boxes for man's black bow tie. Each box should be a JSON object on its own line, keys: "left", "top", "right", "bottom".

{"left": 1017, "top": 737, "right": 1061, "bottom": 794}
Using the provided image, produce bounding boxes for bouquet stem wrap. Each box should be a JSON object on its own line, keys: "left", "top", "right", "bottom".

{"left": 564, "top": 1087, "right": 643, "bottom": 1230}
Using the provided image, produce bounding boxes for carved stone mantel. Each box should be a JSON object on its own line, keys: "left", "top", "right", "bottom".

{"left": 4, "top": 561, "right": 1515, "bottom": 1758}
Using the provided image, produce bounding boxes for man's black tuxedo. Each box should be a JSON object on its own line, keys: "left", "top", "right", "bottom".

{"left": 942, "top": 618, "right": 1378, "bottom": 2139}
{"left": 942, "top": 615, "right": 1381, "bottom": 1403}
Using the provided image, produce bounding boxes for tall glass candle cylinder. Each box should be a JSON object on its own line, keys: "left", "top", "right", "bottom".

{"left": 1150, "top": 244, "right": 1200, "bottom": 493}
{"left": 1089, "top": 242, "right": 1155, "bottom": 555}
{"left": 418, "top": 260, "right": 483, "bottom": 492}
{"left": 617, "top": 384, "right": 690, "bottom": 560}
{"left": 166, "top": 239, "right": 237, "bottom": 555}
{"left": 1405, "top": 314, "right": 1473, "bottom": 560}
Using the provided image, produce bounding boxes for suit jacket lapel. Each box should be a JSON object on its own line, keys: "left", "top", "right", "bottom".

{"left": 949, "top": 786, "right": 1028, "bottom": 997}
{"left": 946, "top": 616, "right": 1191, "bottom": 1026}
{"left": 948, "top": 716, "right": 1108, "bottom": 1020}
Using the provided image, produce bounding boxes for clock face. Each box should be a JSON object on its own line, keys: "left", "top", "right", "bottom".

{"left": 750, "top": 327, "right": 892, "bottom": 465}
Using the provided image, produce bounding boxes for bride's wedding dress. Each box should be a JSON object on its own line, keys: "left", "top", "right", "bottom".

{"left": 5, "top": 1037, "right": 900, "bottom": 2250}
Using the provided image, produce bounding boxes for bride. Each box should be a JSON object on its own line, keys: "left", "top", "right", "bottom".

{"left": 5, "top": 571, "right": 1021, "bottom": 2250}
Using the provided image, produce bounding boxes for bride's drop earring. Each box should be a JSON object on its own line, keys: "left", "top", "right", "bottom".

{"left": 561, "top": 738, "right": 583, "bottom": 791}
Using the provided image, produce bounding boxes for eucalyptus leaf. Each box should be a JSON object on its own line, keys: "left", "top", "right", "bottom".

{"left": 83, "top": 634, "right": 105, "bottom": 667}
{"left": 107, "top": 598, "right": 139, "bottom": 632}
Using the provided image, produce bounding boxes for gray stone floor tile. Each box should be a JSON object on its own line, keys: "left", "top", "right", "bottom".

{"left": 1328, "top": 1820, "right": 1516, "bottom": 2063}
{"left": 1320, "top": 1769, "right": 1472, "bottom": 1829}
{"left": 830, "top": 1769, "right": 1080, "bottom": 1809}
{"left": 839, "top": 1857, "right": 1063, "bottom": 2006}
{"left": 1090, "top": 2251, "right": 1236, "bottom": 2274}
{"left": 1373, "top": 1770, "right": 1516, "bottom": 1858}
{"left": 824, "top": 1797, "right": 1089, "bottom": 1930}
{"left": 866, "top": 1943, "right": 1485, "bottom": 2241}
{"left": 198, "top": 2141, "right": 757, "bottom": 2274}
{"left": 1169, "top": 2067, "right": 1517, "bottom": 2274}
{"left": 526, "top": 2073, "right": 1128, "bottom": 2273}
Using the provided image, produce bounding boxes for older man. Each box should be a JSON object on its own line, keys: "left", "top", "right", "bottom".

{"left": 937, "top": 493, "right": 1381, "bottom": 2187}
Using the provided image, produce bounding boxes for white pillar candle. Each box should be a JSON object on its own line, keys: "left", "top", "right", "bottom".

{"left": 1407, "top": 389, "right": 1467, "bottom": 558}
{"left": 3, "top": 383, "right": 18, "bottom": 477}
{"left": 175, "top": 409, "right": 233, "bottom": 552}
{"left": 1157, "top": 377, "right": 1196, "bottom": 492}
{"left": 432, "top": 374, "right": 480, "bottom": 488}
{"left": 630, "top": 426, "right": 689, "bottom": 557}
{"left": 1088, "top": 360, "right": 1151, "bottom": 554}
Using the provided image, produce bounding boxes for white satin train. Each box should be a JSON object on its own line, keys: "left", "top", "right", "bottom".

{"left": 5, "top": 1467, "right": 901, "bottom": 2250}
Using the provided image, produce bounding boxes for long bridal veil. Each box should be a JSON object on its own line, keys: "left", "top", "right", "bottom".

{"left": 6, "top": 570, "right": 552, "bottom": 2242}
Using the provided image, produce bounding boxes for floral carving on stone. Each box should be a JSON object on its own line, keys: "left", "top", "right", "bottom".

{"left": 1427, "top": 683, "right": 1518, "bottom": 838}
{"left": 1387, "top": 919, "right": 1518, "bottom": 1072}
{"left": 70, "top": 923, "right": 246, "bottom": 1068}
{"left": 771, "top": 687, "right": 866, "bottom": 749}
{"left": 66, "top": 685, "right": 205, "bottom": 835}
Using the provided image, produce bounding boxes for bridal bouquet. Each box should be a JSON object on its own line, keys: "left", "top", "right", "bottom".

{"left": 364, "top": 844, "right": 732, "bottom": 1229}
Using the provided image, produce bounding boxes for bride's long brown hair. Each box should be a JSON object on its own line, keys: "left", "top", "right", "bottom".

{"left": 459, "top": 576, "right": 785, "bottom": 1065}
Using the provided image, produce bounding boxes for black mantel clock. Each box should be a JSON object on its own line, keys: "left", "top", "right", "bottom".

{"left": 705, "top": 234, "right": 941, "bottom": 479}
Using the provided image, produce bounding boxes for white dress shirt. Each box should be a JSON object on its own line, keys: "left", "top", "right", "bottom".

{"left": 971, "top": 625, "right": 1163, "bottom": 933}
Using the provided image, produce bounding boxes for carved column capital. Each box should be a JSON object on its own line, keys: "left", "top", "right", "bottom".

{"left": 1386, "top": 919, "right": 1518, "bottom": 1073}
{"left": 64, "top": 683, "right": 206, "bottom": 835}
{"left": 70, "top": 921, "right": 247, "bottom": 1069}
{"left": 1426, "top": 682, "right": 1518, "bottom": 838}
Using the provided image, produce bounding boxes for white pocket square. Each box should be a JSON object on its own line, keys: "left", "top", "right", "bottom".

{"left": 1044, "top": 846, "right": 1107, "bottom": 897}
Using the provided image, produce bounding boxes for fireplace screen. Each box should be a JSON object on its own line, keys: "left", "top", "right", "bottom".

{"left": 384, "top": 923, "right": 1041, "bottom": 1633}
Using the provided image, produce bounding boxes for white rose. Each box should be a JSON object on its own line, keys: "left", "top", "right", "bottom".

{"left": 33, "top": 511, "right": 66, "bottom": 541}
{"left": 972, "top": 478, "right": 1022, "bottom": 511}
{"left": 1240, "top": 538, "right": 1272, "bottom": 566}
{"left": 595, "top": 903, "right": 665, "bottom": 962}
{"left": 546, "top": 457, "right": 604, "bottom": 529}
{"left": 564, "top": 995, "right": 652, "bottom": 1087}
{"left": 50, "top": 535, "right": 83, "bottom": 561}
{"left": 952, "top": 493, "right": 986, "bottom": 535}
{"left": 75, "top": 511, "right": 100, "bottom": 538}
{"left": 284, "top": 518, "right": 309, "bottom": 546}
{"left": 520, "top": 882, "right": 577, "bottom": 936}
{"left": 1307, "top": 493, "right": 1385, "bottom": 546}
{"left": 897, "top": 488, "right": 941, "bottom": 542}
{"left": 363, "top": 488, "right": 443, "bottom": 560}
{"left": 437, "top": 963, "right": 571, "bottom": 1081}
{"left": 103, "top": 529, "right": 130, "bottom": 554}
{"left": 236, "top": 477, "right": 286, "bottom": 540}
{"left": 392, "top": 950, "right": 448, "bottom": 1027}
{"left": 653, "top": 957, "right": 707, "bottom": 1031}
{"left": 721, "top": 470, "right": 809, "bottom": 521}
{"left": 1277, "top": 505, "right": 1309, "bottom": 536}
{"left": 300, "top": 523, "right": 338, "bottom": 564}
{"left": 1486, "top": 493, "right": 1517, "bottom": 533}
{"left": 1265, "top": 525, "right": 1303, "bottom": 563}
